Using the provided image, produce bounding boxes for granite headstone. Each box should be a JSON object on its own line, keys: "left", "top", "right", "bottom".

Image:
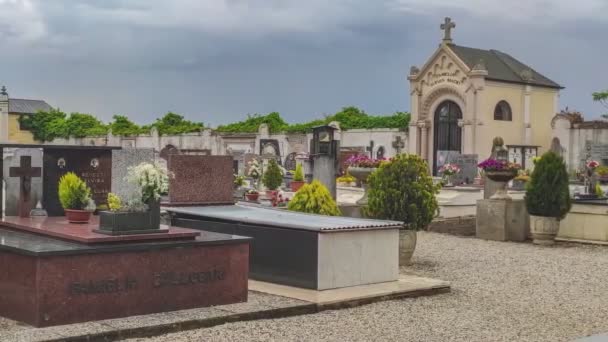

{"left": 3, "top": 148, "right": 43, "bottom": 216}
{"left": 43, "top": 148, "right": 113, "bottom": 216}
{"left": 446, "top": 154, "right": 478, "bottom": 184}
{"left": 167, "top": 155, "right": 234, "bottom": 205}
{"left": 111, "top": 148, "right": 155, "bottom": 201}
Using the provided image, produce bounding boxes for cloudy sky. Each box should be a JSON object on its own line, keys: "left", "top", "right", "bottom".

{"left": 0, "top": 0, "right": 606, "bottom": 126}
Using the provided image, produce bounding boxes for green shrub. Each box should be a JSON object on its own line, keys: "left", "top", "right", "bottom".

{"left": 58, "top": 172, "right": 92, "bottom": 210}
{"left": 596, "top": 165, "right": 608, "bottom": 176}
{"left": 525, "top": 152, "right": 571, "bottom": 219}
{"left": 367, "top": 154, "right": 440, "bottom": 230}
{"left": 263, "top": 159, "right": 283, "bottom": 190}
{"left": 293, "top": 163, "right": 304, "bottom": 182}
{"left": 287, "top": 180, "right": 341, "bottom": 216}
{"left": 107, "top": 193, "right": 122, "bottom": 212}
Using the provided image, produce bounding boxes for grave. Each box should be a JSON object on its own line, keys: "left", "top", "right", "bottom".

{"left": 3, "top": 148, "right": 43, "bottom": 216}
{"left": 0, "top": 144, "right": 250, "bottom": 327}
{"left": 445, "top": 153, "right": 478, "bottom": 185}
{"left": 557, "top": 199, "right": 608, "bottom": 244}
{"left": 164, "top": 153, "right": 402, "bottom": 291}
{"left": 111, "top": 148, "right": 155, "bottom": 201}
{"left": 166, "top": 154, "right": 234, "bottom": 205}
{"left": 43, "top": 146, "right": 115, "bottom": 215}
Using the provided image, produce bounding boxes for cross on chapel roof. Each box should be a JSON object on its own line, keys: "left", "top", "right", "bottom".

{"left": 440, "top": 17, "right": 456, "bottom": 43}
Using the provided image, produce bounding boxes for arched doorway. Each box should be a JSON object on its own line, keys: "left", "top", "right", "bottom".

{"left": 433, "top": 100, "right": 462, "bottom": 175}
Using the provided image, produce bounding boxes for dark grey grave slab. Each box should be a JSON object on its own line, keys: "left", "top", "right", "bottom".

{"left": 43, "top": 148, "right": 113, "bottom": 216}
{"left": 446, "top": 153, "right": 478, "bottom": 184}
{"left": 111, "top": 148, "right": 155, "bottom": 201}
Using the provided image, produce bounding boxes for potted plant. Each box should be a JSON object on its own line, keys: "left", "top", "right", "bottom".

{"left": 525, "top": 152, "right": 571, "bottom": 245}
{"left": 477, "top": 158, "right": 522, "bottom": 199}
{"left": 58, "top": 172, "right": 93, "bottom": 223}
{"left": 345, "top": 155, "right": 386, "bottom": 205}
{"left": 97, "top": 162, "right": 170, "bottom": 235}
{"left": 438, "top": 163, "right": 460, "bottom": 187}
{"left": 245, "top": 189, "right": 260, "bottom": 201}
{"left": 290, "top": 163, "right": 305, "bottom": 192}
{"left": 287, "top": 180, "right": 341, "bottom": 216}
{"left": 336, "top": 173, "right": 356, "bottom": 187}
{"left": 596, "top": 165, "right": 608, "bottom": 183}
{"left": 263, "top": 159, "right": 283, "bottom": 197}
{"left": 367, "top": 154, "right": 440, "bottom": 265}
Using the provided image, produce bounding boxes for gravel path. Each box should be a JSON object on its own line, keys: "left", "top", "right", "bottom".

{"left": 126, "top": 232, "right": 608, "bottom": 342}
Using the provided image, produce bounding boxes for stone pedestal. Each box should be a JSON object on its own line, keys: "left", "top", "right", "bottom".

{"left": 312, "top": 155, "right": 337, "bottom": 200}
{"left": 476, "top": 199, "right": 528, "bottom": 241}
{"left": 483, "top": 178, "right": 502, "bottom": 199}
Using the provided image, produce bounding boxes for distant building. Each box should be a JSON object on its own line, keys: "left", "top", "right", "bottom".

{"left": 408, "top": 17, "right": 562, "bottom": 173}
{"left": 0, "top": 86, "right": 53, "bottom": 143}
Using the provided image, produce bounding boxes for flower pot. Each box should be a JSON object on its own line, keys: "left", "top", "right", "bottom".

{"left": 245, "top": 193, "right": 259, "bottom": 201}
{"left": 266, "top": 190, "right": 278, "bottom": 199}
{"left": 399, "top": 229, "right": 417, "bottom": 266}
{"left": 65, "top": 209, "right": 92, "bottom": 224}
{"left": 290, "top": 181, "right": 305, "bottom": 192}
{"left": 530, "top": 215, "right": 560, "bottom": 245}
{"left": 96, "top": 200, "right": 161, "bottom": 235}
{"left": 348, "top": 167, "right": 377, "bottom": 205}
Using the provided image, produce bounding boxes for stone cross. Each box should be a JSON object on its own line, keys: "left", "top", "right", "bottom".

{"left": 366, "top": 140, "right": 375, "bottom": 159}
{"left": 392, "top": 136, "right": 405, "bottom": 154}
{"left": 440, "top": 17, "right": 456, "bottom": 43}
{"left": 9, "top": 156, "right": 42, "bottom": 218}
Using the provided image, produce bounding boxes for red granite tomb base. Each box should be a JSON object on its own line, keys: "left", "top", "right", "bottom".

{"left": 0, "top": 243, "right": 249, "bottom": 327}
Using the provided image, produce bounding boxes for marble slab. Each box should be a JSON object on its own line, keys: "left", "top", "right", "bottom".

{"left": 167, "top": 155, "right": 234, "bottom": 205}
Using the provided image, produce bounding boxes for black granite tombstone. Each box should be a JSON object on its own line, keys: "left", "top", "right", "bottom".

{"left": 43, "top": 148, "right": 113, "bottom": 216}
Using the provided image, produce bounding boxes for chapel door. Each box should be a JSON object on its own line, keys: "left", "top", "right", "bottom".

{"left": 433, "top": 100, "right": 462, "bottom": 175}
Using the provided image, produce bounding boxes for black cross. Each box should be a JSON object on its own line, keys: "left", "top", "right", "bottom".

{"left": 9, "top": 156, "right": 41, "bottom": 218}
{"left": 392, "top": 136, "right": 405, "bottom": 154}
{"left": 366, "top": 140, "right": 375, "bottom": 158}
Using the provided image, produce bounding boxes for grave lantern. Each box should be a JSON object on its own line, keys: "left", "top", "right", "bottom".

{"left": 311, "top": 125, "right": 337, "bottom": 157}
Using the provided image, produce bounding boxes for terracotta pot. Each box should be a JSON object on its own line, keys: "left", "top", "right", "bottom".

{"left": 399, "top": 229, "right": 417, "bottom": 266}
{"left": 65, "top": 209, "right": 92, "bottom": 224}
{"left": 266, "top": 190, "right": 278, "bottom": 199}
{"left": 245, "top": 193, "right": 259, "bottom": 201}
{"left": 530, "top": 215, "right": 560, "bottom": 245}
{"left": 290, "top": 181, "right": 305, "bottom": 192}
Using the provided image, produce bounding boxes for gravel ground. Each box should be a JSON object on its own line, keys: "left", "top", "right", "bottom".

{"left": 126, "top": 232, "right": 608, "bottom": 342}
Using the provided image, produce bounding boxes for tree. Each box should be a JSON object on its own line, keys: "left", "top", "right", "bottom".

{"left": 525, "top": 151, "right": 571, "bottom": 219}
{"left": 65, "top": 113, "right": 108, "bottom": 137}
{"left": 592, "top": 90, "right": 608, "bottom": 119}
{"left": 152, "top": 112, "right": 204, "bottom": 135}
{"left": 18, "top": 109, "right": 67, "bottom": 141}
{"left": 109, "top": 115, "right": 148, "bottom": 136}
{"left": 262, "top": 159, "right": 283, "bottom": 190}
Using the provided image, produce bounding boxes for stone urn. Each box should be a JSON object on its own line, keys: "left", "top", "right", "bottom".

{"left": 348, "top": 167, "right": 377, "bottom": 205}
{"left": 530, "top": 215, "right": 560, "bottom": 245}
{"left": 485, "top": 170, "right": 518, "bottom": 199}
{"left": 399, "top": 229, "right": 417, "bottom": 266}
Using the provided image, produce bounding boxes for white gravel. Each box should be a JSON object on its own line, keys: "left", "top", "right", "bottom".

{"left": 126, "top": 232, "right": 608, "bottom": 342}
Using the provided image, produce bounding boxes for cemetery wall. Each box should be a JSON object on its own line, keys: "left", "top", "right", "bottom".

{"left": 43, "top": 126, "right": 408, "bottom": 163}
{"left": 552, "top": 115, "right": 608, "bottom": 170}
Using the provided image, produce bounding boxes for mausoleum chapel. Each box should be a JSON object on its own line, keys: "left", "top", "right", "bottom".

{"left": 408, "top": 17, "right": 562, "bottom": 173}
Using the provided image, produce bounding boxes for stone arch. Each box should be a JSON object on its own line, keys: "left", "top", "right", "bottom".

{"left": 420, "top": 86, "right": 466, "bottom": 120}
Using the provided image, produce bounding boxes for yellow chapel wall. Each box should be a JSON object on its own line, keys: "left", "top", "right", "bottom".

{"left": 529, "top": 87, "right": 558, "bottom": 153}
{"left": 476, "top": 81, "right": 525, "bottom": 150}
{"left": 8, "top": 113, "right": 37, "bottom": 144}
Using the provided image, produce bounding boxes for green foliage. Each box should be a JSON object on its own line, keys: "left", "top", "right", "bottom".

{"left": 595, "top": 183, "right": 604, "bottom": 197}
{"left": 336, "top": 174, "right": 356, "bottom": 183}
{"left": 65, "top": 113, "right": 108, "bottom": 138}
{"left": 287, "top": 180, "right": 341, "bottom": 216}
{"left": 216, "top": 107, "right": 411, "bottom": 134}
{"left": 525, "top": 152, "right": 571, "bottom": 219}
{"left": 109, "top": 115, "right": 149, "bottom": 136}
{"left": 58, "top": 172, "right": 92, "bottom": 210}
{"left": 596, "top": 165, "right": 608, "bottom": 176}
{"left": 367, "top": 154, "right": 440, "bottom": 230}
{"left": 593, "top": 90, "right": 608, "bottom": 119}
{"left": 262, "top": 159, "right": 283, "bottom": 190}
{"left": 216, "top": 112, "right": 288, "bottom": 133}
{"left": 19, "top": 109, "right": 68, "bottom": 141}
{"left": 107, "top": 193, "right": 122, "bottom": 212}
{"left": 293, "top": 163, "right": 304, "bottom": 182}
{"left": 151, "top": 112, "right": 204, "bottom": 135}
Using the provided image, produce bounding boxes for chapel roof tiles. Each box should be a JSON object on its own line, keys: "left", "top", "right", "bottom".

{"left": 9, "top": 98, "right": 53, "bottom": 114}
{"left": 448, "top": 45, "right": 563, "bottom": 89}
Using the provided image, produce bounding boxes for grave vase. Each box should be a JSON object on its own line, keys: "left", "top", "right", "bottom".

{"left": 485, "top": 170, "right": 518, "bottom": 200}
{"left": 399, "top": 229, "right": 417, "bottom": 266}
{"left": 97, "top": 199, "right": 162, "bottom": 235}
{"left": 65, "top": 209, "right": 92, "bottom": 224}
{"left": 348, "top": 167, "right": 377, "bottom": 205}
{"left": 530, "top": 215, "right": 560, "bottom": 245}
